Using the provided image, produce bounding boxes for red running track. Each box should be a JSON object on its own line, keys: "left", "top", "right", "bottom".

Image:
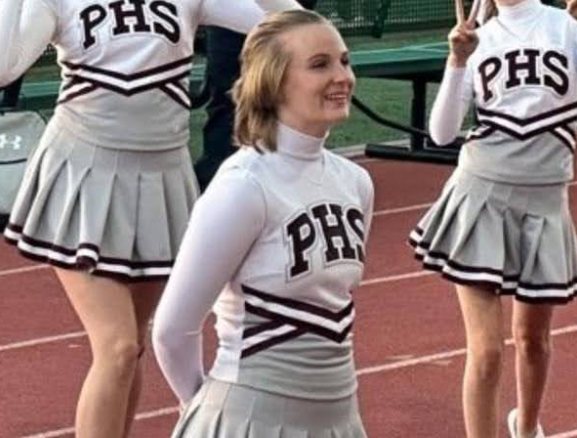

{"left": 1, "top": 158, "right": 577, "bottom": 438}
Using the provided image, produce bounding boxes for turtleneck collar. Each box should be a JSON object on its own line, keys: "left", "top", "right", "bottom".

{"left": 276, "top": 122, "right": 327, "bottom": 160}
{"left": 497, "top": 0, "right": 542, "bottom": 26}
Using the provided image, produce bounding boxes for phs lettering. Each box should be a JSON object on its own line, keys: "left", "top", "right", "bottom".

{"left": 80, "top": 0, "right": 181, "bottom": 49}
{"left": 479, "top": 49, "right": 569, "bottom": 102}
{"left": 285, "top": 202, "right": 366, "bottom": 280}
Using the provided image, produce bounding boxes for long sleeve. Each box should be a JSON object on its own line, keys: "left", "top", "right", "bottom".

{"left": 198, "top": 0, "right": 264, "bottom": 34}
{"left": 0, "top": 0, "right": 57, "bottom": 87}
{"left": 254, "top": 0, "right": 304, "bottom": 13}
{"left": 199, "top": 0, "right": 302, "bottom": 34}
{"left": 428, "top": 65, "right": 474, "bottom": 146}
{"left": 152, "top": 167, "right": 266, "bottom": 406}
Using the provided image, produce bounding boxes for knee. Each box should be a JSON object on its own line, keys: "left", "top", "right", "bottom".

{"left": 94, "top": 339, "right": 142, "bottom": 381}
{"left": 513, "top": 329, "right": 551, "bottom": 361}
{"left": 468, "top": 343, "right": 504, "bottom": 383}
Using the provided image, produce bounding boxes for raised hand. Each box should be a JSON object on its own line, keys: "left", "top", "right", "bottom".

{"left": 448, "top": 0, "right": 480, "bottom": 68}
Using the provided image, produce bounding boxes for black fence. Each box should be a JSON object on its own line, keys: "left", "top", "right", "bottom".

{"left": 316, "top": 0, "right": 455, "bottom": 37}
{"left": 34, "top": 0, "right": 567, "bottom": 64}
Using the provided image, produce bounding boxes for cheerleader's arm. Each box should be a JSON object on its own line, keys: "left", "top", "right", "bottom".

{"left": 428, "top": 65, "right": 474, "bottom": 146}
{"left": 0, "top": 0, "right": 57, "bottom": 87}
{"left": 199, "top": 0, "right": 302, "bottom": 34}
{"left": 152, "top": 168, "right": 265, "bottom": 406}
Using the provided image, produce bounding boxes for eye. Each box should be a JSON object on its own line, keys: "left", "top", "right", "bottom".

{"left": 311, "top": 60, "right": 329, "bottom": 69}
{"left": 341, "top": 56, "right": 350, "bottom": 66}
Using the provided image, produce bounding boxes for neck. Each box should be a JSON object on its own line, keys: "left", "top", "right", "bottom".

{"left": 276, "top": 122, "right": 326, "bottom": 160}
{"left": 277, "top": 114, "right": 331, "bottom": 139}
{"left": 496, "top": 0, "right": 541, "bottom": 22}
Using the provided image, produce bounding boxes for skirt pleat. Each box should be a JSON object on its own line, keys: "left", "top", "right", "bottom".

{"left": 331, "top": 422, "right": 366, "bottom": 438}
{"left": 409, "top": 169, "right": 577, "bottom": 303}
{"left": 4, "top": 120, "right": 198, "bottom": 280}
{"left": 173, "top": 379, "right": 367, "bottom": 438}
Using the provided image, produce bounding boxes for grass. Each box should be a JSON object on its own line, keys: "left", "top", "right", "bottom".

{"left": 23, "top": 28, "right": 451, "bottom": 161}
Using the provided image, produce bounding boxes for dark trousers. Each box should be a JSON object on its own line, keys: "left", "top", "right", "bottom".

{"left": 195, "top": 27, "right": 246, "bottom": 193}
{"left": 196, "top": 2, "right": 317, "bottom": 192}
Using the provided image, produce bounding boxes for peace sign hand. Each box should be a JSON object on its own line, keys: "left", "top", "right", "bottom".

{"left": 448, "top": 0, "right": 480, "bottom": 68}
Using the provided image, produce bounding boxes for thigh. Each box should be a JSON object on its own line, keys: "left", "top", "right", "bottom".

{"left": 55, "top": 268, "right": 138, "bottom": 350}
{"left": 456, "top": 284, "right": 505, "bottom": 348}
{"left": 512, "top": 300, "right": 554, "bottom": 339}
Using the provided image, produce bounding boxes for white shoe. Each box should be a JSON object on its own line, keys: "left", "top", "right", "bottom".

{"left": 507, "top": 408, "right": 545, "bottom": 438}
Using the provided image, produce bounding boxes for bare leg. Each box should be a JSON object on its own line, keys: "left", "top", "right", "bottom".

{"left": 122, "top": 280, "right": 165, "bottom": 438}
{"left": 511, "top": 300, "right": 553, "bottom": 438}
{"left": 55, "top": 268, "right": 140, "bottom": 438}
{"left": 456, "top": 284, "right": 505, "bottom": 438}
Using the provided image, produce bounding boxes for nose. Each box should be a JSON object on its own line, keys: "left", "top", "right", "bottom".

{"left": 334, "top": 63, "right": 355, "bottom": 87}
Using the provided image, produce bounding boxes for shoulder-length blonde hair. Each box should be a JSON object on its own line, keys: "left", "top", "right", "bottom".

{"left": 232, "top": 9, "right": 331, "bottom": 152}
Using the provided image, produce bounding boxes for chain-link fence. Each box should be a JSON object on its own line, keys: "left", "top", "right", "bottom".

{"left": 317, "top": 0, "right": 564, "bottom": 37}
{"left": 36, "top": 0, "right": 567, "bottom": 62}
{"left": 316, "top": 0, "right": 457, "bottom": 37}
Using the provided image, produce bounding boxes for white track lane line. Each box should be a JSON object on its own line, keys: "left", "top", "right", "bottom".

{"left": 0, "top": 332, "right": 86, "bottom": 353}
{"left": 360, "top": 270, "right": 434, "bottom": 286}
{"left": 0, "top": 264, "right": 50, "bottom": 277}
{"left": 12, "top": 324, "right": 577, "bottom": 438}
{"left": 0, "top": 268, "right": 433, "bottom": 354}
{"left": 14, "top": 407, "right": 181, "bottom": 438}
{"left": 7, "top": 178, "right": 577, "bottom": 437}
{"left": 356, "top": 324, "right": 577, "bottom": 376}
{"left": 3, "top": 180, "right": 577, "bottom": 278}
{"left": 0, "top": 201, "right": 427, "bottom": 279}
{"left": 373, "top": 202, "right": 433, "bottom": 217}
{"left": 15, "top": 407, "right": 183, "bottom": 438}
{"left": 549, "top": 430, "right": 577, "bottom": 438}
{"left": 0, "top": 266, "right": 571, "bottom": 353}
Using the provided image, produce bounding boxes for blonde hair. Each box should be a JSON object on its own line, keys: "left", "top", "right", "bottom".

{"left": 232, "top": 9, "right": 331, "bottom": 152}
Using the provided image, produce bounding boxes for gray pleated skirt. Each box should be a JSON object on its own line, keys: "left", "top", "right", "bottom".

{"left": 172, "top": 379, "right": 368, "bottom": 438}
{"left": 4, "top": 120, "right": 198, "bottom": 280}
{"left": 409, "top": 169, "right": 577, "bottom": 303}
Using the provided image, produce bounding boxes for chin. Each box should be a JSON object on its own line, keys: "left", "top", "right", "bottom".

{"left": 327, "top": 110, "right": 350, "bottom": 126}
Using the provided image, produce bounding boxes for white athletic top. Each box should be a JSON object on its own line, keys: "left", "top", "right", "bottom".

{"left": 152, "top": 123, "right": 374, "bottom": 404}
{"left": 0, "top": 0, "right": 300, "bottom": 150}
{"left": 430, "top": 0, "right": 577, "bottom": 184}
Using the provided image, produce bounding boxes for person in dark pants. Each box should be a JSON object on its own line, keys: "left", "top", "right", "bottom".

{"left": 195, "top": 0, "right": 317, "bottom": 193}
{"left": 194, "top": 26, "right": 246, "bottom": 193}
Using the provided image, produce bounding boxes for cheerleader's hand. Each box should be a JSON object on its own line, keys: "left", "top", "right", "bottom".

{"left": 566, "top": 0, "right": 577, "bottom": 20}
{"left": 448, "top": 0, "right": 480, "bottom": 68}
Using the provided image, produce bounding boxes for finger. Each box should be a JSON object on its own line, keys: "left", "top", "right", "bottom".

{"left": 467, "top": 0, "right": 481, "bottom": 27}
{"left": 455, "top": 0, "right": 466, "bottom": 24}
